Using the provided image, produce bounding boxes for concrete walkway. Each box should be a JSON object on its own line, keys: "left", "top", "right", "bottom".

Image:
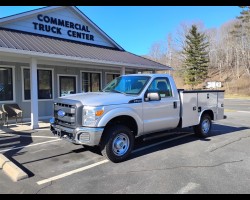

{"left": 0, "top": 121, "right": 50, "bottom": 134}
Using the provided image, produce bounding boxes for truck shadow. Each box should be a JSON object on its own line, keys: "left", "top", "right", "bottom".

{"left": 0, "top": 131, "right": 34, "bottom": 177}
{"left": 127, "top": 124, "right": 250, "bottom": 161}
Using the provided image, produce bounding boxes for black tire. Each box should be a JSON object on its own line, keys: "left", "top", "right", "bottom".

{"left": 194, "top": 114, "right": 212, "bottom": 138}
{"left": 100, "top": 125, "right": 135, "bottom": 163}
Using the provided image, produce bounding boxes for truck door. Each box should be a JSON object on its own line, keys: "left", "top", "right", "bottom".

{"left": 142, "top": 77, "right": 180, "bottom": 134}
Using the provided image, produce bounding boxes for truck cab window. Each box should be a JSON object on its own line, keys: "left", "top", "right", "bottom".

{"left": 147, "top": 77, "right": 172, "bottom": 98}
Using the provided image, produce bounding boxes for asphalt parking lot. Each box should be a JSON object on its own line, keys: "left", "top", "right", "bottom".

{"left": 0, "top": 98, "right": 250, "bottom": 194}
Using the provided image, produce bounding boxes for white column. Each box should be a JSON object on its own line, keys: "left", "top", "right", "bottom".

{"left": 121, "top": 66, "right": 126, "bottom": 75}
{"left": 30, "top": 58, "right": 39, "bottom": 129}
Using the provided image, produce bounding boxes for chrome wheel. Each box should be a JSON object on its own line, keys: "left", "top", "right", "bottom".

{"left": 194, "top": 114, "right": 212, "bottom": 138}
{"left": 202, "top": 119, "right": 210, "bottom": 134}
{"left": 112, "top": 133, "right": 130, "bottom": 156}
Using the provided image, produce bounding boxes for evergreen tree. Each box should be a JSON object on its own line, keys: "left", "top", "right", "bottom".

{"left": 237, "top": 6, "right": 250, "bottom": 24}
{"left": 231, "top": 6, "right": 250, "bottom": 45}
{"left": 182, "top": 25, "right": 209, "bottom": 87}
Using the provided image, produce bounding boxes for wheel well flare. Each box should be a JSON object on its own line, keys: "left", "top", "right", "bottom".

{"left": 105, "top": 115, "right": 138, "bottom": 136}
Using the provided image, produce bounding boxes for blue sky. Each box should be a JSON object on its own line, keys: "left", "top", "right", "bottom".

{"left": 0, "top": 6, "right": 242, "bottom": 55}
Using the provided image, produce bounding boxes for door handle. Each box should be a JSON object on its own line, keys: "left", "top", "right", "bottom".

{"left": 173, "top": 102, "right": 177, "bottom": 109}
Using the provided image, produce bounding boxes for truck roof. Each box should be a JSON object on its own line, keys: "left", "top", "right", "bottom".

{"left": 122, "top": 73, "right": 172, "bottom": 78}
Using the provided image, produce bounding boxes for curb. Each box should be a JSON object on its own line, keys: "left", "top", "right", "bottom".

{"left": 0, "top": 154, "right": 28, "bottom": 182}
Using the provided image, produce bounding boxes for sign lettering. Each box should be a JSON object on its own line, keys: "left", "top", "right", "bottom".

{"left": 33, "top": 14, "right": 94, "bottom": 41}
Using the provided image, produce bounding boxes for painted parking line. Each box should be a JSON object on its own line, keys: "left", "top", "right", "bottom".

{"left": 238, "top": 111, "right": 250, "bottom": 114}
{"left": 37, "top": 132, "right": 193, "bottom": 185}
{"left": 0, "top": 141, "right": 20, "bottom": 147}
{"left": 0, "top": 139, "right": 61, "bottom": 153}
{"left": 17, "top": 135, "right": 57, "bottom": 139}
{"left": 31, "top": 149, "right": 47, "bottom": 154}
{"left": 176, "top": 182, "right": 200, "bottom": 194}
{"left": 0, "top": 133, "right": 57, "bottom": 139}
{"left": 37, "top": 159, "right": 109, "bottom": 185}
{"left": 0, "top": 135, "right": 20, "bottom": 141}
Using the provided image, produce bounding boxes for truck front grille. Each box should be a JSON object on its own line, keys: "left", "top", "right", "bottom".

{"left": 54, "top": 102, "right": 77, "bottom": 128}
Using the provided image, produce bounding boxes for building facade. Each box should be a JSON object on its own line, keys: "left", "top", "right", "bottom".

{"left": 0, "top": 6, "right": 171, "bottom": 129}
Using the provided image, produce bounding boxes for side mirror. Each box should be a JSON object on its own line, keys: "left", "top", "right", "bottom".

{"left": 146, "top": 92, "right": 161, "bottom": 101}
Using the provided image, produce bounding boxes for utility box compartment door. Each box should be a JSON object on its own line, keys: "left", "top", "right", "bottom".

{"left": 217, "top": 92, "right": 224, "bottom": 120}
{"left": 197, "top": 92, "right": 217, "bottom": 115}
{"left": 180, "top": 92, "right": 199, "bottom": 128}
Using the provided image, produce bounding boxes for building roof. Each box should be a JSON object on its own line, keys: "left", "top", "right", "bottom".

{"left": 0, "top": 29, "right": 172, "bottom": 70}
{"left": 0, "top": 6, "right": 124, "bottom": 51}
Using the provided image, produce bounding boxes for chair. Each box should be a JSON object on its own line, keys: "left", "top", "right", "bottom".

{"left": 2, "top": 104, "right": 23, "bottom": 128}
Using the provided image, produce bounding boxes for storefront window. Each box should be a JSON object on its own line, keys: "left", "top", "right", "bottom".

{"left": 106, "top": 73, "right": 120, "bottom": 85}
{"left": 0, "top": 67, "right": 13, "bottom": 101}
{"left": 38, "top": 70, "right": 53, "bottom": 99}
{"left": 23, "top": 68, "right": 53, "bottom": 100}
{"left": 82, "top": 72, "right": 101, "bottom": 92}
{"left": 23, "top": 69, "right": 30, "bottom": 100}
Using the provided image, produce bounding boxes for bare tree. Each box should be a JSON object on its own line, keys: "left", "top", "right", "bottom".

{"left": 148, "top": 41, "right": 164, "bottom": 63}
{"left": 145, "top": 15, "right": 250, "bottom": 95}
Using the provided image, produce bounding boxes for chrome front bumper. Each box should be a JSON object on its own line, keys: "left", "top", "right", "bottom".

{"left": 50, "top": 123, "right": 104, "bottom": 146}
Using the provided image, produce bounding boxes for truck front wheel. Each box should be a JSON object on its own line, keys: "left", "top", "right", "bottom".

{"left": 194, "top": 114, "right": 212, "bottom": 138}
{"left": 100, "top": 125, "right": 135, "bottom": 163}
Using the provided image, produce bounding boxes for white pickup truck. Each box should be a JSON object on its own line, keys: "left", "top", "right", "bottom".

{"left": 50, "top": 74, "right": 226, "bottom": 162}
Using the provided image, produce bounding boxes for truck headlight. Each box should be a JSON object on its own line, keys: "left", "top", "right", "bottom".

{"left": 83, "top": 106, "right": 104, "bottom": 127}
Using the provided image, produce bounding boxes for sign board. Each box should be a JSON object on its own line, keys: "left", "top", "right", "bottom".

{"left": 1, "top": 7, "right": 116, "bottom": 48}
{"left": 206, "top": 81, "right": 222, "bottom": 89}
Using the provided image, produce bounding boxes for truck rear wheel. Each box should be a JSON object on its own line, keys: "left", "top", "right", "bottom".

{"left": 194, "top": 114, "right": 212, "bottom": 138}
{"left": 100, "top": 125, "right": 134, "bottom": 163}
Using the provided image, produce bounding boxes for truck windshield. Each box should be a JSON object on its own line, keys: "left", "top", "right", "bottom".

{"left": 102, "top": 76, "right": 150, "bottom": 95}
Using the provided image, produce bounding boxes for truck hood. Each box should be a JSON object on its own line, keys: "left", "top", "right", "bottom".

{"left": 59, "top": 92, "right": 139, "bottom": 106}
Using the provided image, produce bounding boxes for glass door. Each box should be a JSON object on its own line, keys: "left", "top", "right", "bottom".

{"left": 59, "top": 76, "right": 76, "bottom": 97}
